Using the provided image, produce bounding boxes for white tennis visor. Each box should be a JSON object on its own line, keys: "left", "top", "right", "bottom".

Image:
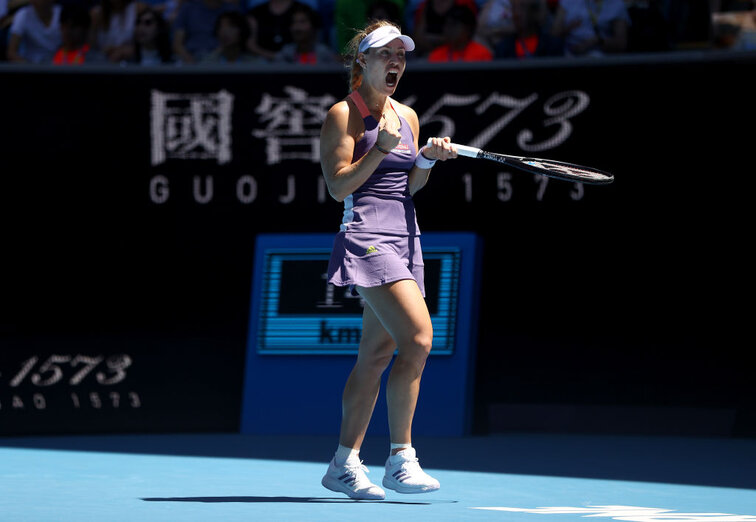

{"left": 358, "top": 25, "right": 415, "bottom": 54}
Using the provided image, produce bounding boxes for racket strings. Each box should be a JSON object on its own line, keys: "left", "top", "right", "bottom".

{"left": 523, "top": 160, "right": 608, "bottom": 180}
{"left": 482, "top": 151, "right": 611, "bottom": 183}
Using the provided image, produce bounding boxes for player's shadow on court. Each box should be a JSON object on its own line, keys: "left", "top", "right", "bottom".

{"left": 141, "top": 496, "right": 452, "bottom": 505}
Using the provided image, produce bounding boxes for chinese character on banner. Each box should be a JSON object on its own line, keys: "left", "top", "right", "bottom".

{"left": 252, "top": 86, "right": 336, "bottom": 165}
{"left": 150, "top": 90, "right": 234, "bottom": 166}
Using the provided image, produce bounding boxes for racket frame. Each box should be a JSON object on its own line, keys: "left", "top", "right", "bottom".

{"left": 425, "top": 139, "right": 613, "bottom": 185}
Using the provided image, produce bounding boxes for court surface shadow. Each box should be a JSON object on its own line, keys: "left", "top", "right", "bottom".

{"left": 141, "top": 496, "right": 455, "bottom": 505}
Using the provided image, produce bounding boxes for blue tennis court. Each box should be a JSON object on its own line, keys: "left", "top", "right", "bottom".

{"left": 2, "top": 432, "right": 754, "bottom": 521}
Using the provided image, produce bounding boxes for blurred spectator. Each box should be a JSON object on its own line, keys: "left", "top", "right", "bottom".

{"left": 625, "top": 0, "right": 670, "bottom": 53}
{"left": 713, "top": 0, "right": 755, "bottom": 11}
{"left": 713, "top": 19, "right": 741, "bottom": 47}
{"left": 477, "top": 0, "right": 514, "bottom": 51}
{"left": 712, "top": 7, "right": 756, "bottom": 49}
{"left": 138, "top": 0, "right": 178, "bottom": 23}
{"left": 427, "top": 3, "right": 492, "bottom": 61}
{"left": 495, "top": 0, "right": 562, "bottom": 58}
{"left": 552, "top": 0, "right": 629, "bottom": 56}
{"left": 333, "top": 0, "right": 405, "bottom": 55}
{"left": 53, "top": 4, "right": 92, "bottom": 63}
{"left": 412, "top": 0, "right": 476, "bottom": 56}
{"left": 1, "top": 0, "right": 11, "bottom": 60}
{"left": 314, "top": 0, "right": 335, "bottom": 49}
{"left": 245, "top": 0, "right": 316, "bottom": 8}
{"left": 90, "top": 0, "right": 144, "bottom": 62}
{"left": 246, "top": 0, "right": 304, "bottom": 60}
{"left": 202, "top": 10, "right": 260, "bottom": 62}
{"left": 274, "top": 3, "right": 337, "bottom": 63}
{"left": 732, "top": 10, "right": 756, "bottom": 49}
{"left": 2, "top": 0, "right": 46, "bottom": 60}
{"left": 6, "top": 0, "right": 61, "bottom": 63}
{"left": 131, "top": 6, "right": 173, "bottom": 63}
{"left": 172, "top": 0, "right": 240, "bottom": 63}
{"left": 367, "top": 0, "right": 402, "bottom": 25}
{"left": 665, "top": 0, "right": 713, "bottom": 49}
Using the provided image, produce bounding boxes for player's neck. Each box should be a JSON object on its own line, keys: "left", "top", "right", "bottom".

{"left": 356, "top": 85, "right": 390, "bottom": 120}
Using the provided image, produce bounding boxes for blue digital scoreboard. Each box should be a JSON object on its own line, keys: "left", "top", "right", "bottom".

{"left": 255, "top": 245, "right": 460, "bottom": 355}
{"left": 241, "top": 232, "right": 481, "bottom": 436}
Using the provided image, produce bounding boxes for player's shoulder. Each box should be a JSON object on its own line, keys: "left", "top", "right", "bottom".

{"left": 323, "top": 97, "right": 365, "bottom": 137}
{"left": 328, "top": 96, "right": 367, "bottom": 121}
{"left": 327, "top": 98, "right": 351, "bottom": 118}
{"left": 323, "top": 98, "right": 354, "bottom": 129}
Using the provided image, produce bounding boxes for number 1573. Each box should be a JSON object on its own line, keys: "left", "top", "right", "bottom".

{"left": 7, "top": 354, "right": 132, "bottom": 388}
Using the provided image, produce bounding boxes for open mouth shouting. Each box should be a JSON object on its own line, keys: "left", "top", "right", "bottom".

{"left": 386, "top": 69, "right": 399, "bottom": 88}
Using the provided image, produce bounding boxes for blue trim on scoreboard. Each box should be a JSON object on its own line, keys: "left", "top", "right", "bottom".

{"left": 253, "top": 245, "right": 460, "bottom": 355}
{"left": 241, "top": 232, "right": 481, "bottom": 436}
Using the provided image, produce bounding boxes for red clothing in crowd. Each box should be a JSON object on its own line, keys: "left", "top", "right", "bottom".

{"left": 428, "top": 40, "right": 493, "bottom": 62}
{"left": 515, "top": 35, "right": 539, "bottom": 58}
{"left": 53, "top": 45, "right": 90, "bottom": 65}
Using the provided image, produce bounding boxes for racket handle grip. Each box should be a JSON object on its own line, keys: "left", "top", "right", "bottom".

{"left": 425, "top": 138, "right": 480, "bottom": 158}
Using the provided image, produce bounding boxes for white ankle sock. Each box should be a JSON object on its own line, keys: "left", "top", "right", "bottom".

{"left": 334, "top": 444, "right": 359, "bottom": 466}
{"left": 390, "top": 442, "right": 412, "bottom": 455}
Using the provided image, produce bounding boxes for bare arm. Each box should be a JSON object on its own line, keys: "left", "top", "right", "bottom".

{"left": 172, "top": 28, "right": 194, "bottom": 63}
{"left": 6, "top": 33, "right": 25, "bottom": 62}
{"left": 320, "top": 100, "right": 401, "bottom": 202}
{"left": 246, "top": 15, "right": 276, "bottom": 60}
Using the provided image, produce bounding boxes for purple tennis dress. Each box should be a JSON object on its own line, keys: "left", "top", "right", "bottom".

{"left": 327, "top": 90, "right": 425, "bottom": 297}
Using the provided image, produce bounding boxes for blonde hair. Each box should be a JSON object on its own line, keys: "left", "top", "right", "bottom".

{"left": 345, "top": 19, "right": 401, "bottom": 92}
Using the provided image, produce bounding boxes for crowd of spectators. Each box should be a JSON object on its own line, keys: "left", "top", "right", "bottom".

{"left": 1, "top": 0, "right": 754, "bottom": 65}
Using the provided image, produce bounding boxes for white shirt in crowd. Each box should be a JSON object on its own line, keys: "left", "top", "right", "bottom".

{"left": 9, "top": 4, "right": 62, "bottom": 63}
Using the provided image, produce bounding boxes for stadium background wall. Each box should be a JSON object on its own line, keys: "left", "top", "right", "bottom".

{"left": 0, "top": 53, "right": 753, "bottom": 437}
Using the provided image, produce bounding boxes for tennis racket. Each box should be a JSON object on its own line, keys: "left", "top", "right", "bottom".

{"left": 429, "top": 139, "right": 614, "bottom": 185}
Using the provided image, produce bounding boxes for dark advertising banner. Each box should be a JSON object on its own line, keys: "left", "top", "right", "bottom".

{"left": 0, "top": 54, "right": 753, "bottom": 436}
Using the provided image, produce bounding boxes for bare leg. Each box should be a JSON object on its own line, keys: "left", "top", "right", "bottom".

{"left": 339, "top": 301, "right": 396, "bottom": 450}
{"left": 356, "top": 280, "right": 433, "bottom": 452}
{"left": 324, "top": 308, "right": 393, "bottom": 501}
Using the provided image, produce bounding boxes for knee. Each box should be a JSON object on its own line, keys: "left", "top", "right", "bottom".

{"left": 356, "top": 340, "right": 395, "bottom": 376}
{"left": 371, "top": 349, "right": 396, "bottom": 374}
{"left": 395, "top": 331, "right": 433, "bottom": 374}
{"left": 411, "top": 332, "right": 433, "bottom": 358}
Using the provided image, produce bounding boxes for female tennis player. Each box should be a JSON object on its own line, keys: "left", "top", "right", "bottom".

{"left": 319, "top": 20, "right": 456, "bottom": 500}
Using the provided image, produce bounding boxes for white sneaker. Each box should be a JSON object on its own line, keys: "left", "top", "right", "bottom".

{"left": 321, "top": 457, "right": 386, "bottom": 500}
{"left": 382, "top": 447, "right": 440, "bottom": 494}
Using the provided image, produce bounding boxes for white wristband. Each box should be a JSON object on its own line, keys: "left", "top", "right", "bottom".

{"left": 414, "top": 148, "right": 437, "bottom": 170}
